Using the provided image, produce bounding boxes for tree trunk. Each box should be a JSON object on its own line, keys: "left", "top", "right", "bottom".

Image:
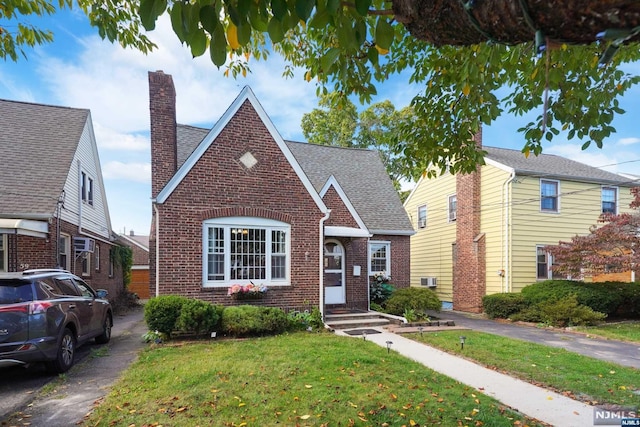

{"left": 392, "top": 0, "right": 640, "bottom": 47}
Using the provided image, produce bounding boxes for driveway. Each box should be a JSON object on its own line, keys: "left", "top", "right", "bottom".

{"left": 428, "top": 309, "right": 640, "bottom": 369}
{"left": 0, "top": 306, "right": 147, "bottom": 426}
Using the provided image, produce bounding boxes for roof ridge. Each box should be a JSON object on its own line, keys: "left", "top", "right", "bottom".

{"left": 0, "top": 98, "right": 89, "bottom": 113}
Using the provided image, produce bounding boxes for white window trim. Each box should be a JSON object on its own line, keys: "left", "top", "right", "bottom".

{"left": 540, "top": 179, "right": 560, "bottom": 213}
{"left": 448, "top": 194, "right": 457, "bottom": 222}
{"left": 536, "top": 245, "right": 552, "bottom": 280}
{"left": 601, "top": 186, "right": 618, "bottom": 215}
{"left": 81, "top": 252, "right": 91, "bottom": 276}
{"left": 417, "top": 205, "right": 427, "bottom": 229}
{"left": 202, "top": 217, "right": 291, "bottom": 288}
{"left": 81, "top": 171, "right": 95, "bottom": 207}
{"left": 94, "top": 245, "right": 100, "bottom": 271}
{"left": 59, "top": 233, "right": 71, "bottom": 271}
{"left": 369, "top": 240, "right": 391, "bottom": 277}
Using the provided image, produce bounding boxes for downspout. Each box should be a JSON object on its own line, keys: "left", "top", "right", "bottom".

{"left": 319, "top": 209, "right": 331, "bottom": 319}
{"left": 153, "top": 203, "right": 160, "bottom": 297}
{"left": 502, "top": 170, "right": 516, "bottom": 293}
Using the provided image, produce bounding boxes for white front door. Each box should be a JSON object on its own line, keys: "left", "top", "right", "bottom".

{"left": 324, "top": 240, "right": 345, "bottom": 305}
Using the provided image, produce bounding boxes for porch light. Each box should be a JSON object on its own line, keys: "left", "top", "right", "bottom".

{"left": 459, "top": 336, "right": 466, "bottom": 350}
{"left": 385, "top": 341, "right": 393, "bottom": 353}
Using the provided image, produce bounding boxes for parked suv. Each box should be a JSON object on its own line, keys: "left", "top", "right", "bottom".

{"left": 0, "top": 269, "right": 112, "bottom": 373}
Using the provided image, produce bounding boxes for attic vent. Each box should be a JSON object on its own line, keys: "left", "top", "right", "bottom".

{"left": 420, "top": 277, "right": 437, "bottom": 288}
{"left": 74, "top": 237, "right": 95, "bottom": 253}
{"left": 239, "top": 151, "right": 258, "bottom": 170}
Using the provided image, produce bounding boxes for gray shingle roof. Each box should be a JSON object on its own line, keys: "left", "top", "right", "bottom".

{"left": 285, "top": 141, "right": 413, "bottom": 233}
{"left": 0, "top": 99, "right": 88, "bottom": 218}
{"left": 175, "top": 124, "right": 412, "bottom": 233}
{"left": 485, "top": 146, "right": 633, "bottom": 185}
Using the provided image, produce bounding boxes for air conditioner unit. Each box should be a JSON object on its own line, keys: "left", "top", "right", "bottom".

{"left": 418, "top": 218, "right": 426, "bottom": 228}
{"left": 74, "top": 237, "right": 95, "bottom": 253}
{"left": 420, "top": 277, "right": 437, "bottom": 288}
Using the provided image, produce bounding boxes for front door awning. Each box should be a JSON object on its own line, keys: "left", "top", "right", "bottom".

{"left": 324, "top": 226, "right": 371, "bottom": 238}
{"left": 0, "top": 219, "right": 49, "bottom": 238}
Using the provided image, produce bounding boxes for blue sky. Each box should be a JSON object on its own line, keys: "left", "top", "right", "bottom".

{"left": 1, "top": 9, "right": 639, "bottom": 236}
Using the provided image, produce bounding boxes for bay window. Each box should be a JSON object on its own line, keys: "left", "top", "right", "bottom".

{"left": 203, "top": 217, "right": 290, "bottom": 287}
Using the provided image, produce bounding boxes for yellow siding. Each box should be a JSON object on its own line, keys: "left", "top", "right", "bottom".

{"left": 404, "top": 172, "right": 457, "bottom": 302}
{"left": 479, "top": 165, "right": 512, "bottom": 295}
{"left": 510, "top": 179, "right": 636, "bottom": 292}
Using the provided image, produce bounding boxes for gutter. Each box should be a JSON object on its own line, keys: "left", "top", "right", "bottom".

{"left": 502, "top": 170, "right": 516, "bottom": 293}
{"left": 319, "top": 209, "right": 331, "bottom": 320}
{"left": 154, "top": 202, "right": 160, "bottom": 297}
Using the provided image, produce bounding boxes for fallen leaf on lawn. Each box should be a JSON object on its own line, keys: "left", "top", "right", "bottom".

{"left": 358, "top": 417, "right": 368, "bottom": 422}
{"left": 305, "top": 385, "right": 313, "bottom": 389}
{"left": 573, "top": 411, "right": 580, "bottom": 415}
{"left": 547, "top": 396, "right": 553, "bottom": 400}
{"left": 390, "top": 393, "right": 397, "bottom": 401}
{"left": 348, "top": 401, "right": 358, "bottom": 408}
{"left": 238, "top": 402, "right": 246, "bottom": 407}
{"left": 610, "top": 370, "right": 616, "bottom": 374}
{"left": 409, "top": 420, "right": 417, "bottom": 426}
{"left": 619, "top": 386, "right": 627, "bottom": 390}
{"left": 176, "top": 407, "right": 187, "bottom": 412}
{"left": 211, "top": 389, "right": 219, "bottom": 393}
{"left": 300, "top": 415, "right": 311, "bottom": 420}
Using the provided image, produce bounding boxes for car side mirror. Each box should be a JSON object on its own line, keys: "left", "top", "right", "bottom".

{"left": 96, "top": 289, "right": 108, "bottom": 299}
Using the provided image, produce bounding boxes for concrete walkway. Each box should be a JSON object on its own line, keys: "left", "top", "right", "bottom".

{"left": 335, "top": 327, "right": 596, "bottom": 427}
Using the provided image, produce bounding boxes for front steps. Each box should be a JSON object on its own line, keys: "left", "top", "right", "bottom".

{"left": 325, "top": 311, "right": 398, "bottom": 330}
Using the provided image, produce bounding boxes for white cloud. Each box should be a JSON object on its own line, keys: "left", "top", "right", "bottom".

{"left": 545, "top": 143, "right": 639, "bottom": 175}
{"left": 618, "top": 137, "right": 640, "bottom": 146}
{"left": 94, "top": 123, "right": 149, "bottom": 151}
{"left": 102, "top": 161, "right": 151, "bottom": 183}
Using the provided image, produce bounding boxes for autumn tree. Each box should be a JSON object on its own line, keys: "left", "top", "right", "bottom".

{"left": 547, "top": 188, "right": 640, "bottom": 278}
{"left": 3, "top": 1, "right": 640, "bottom": 174}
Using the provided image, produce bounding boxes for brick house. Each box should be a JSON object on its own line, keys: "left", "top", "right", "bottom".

{"left": 404, "top": 131, "right": 638, "bottom": 313}
{"left": 148, "top": 71, "right": 413, "bottom": 315}
{"left": 0, "top": 99, "right": 124, "bottom": 297}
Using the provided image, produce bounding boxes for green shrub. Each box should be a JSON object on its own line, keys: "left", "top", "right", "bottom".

{"left": 144, "top": 295, "right": 189, "bottom": 337}
{"left": 288, "top": 307, "right": 323, "bottom": 331}
{"left": 509, "top": 306, "right": 544, "bottom": 323}
{"left": 520, "top": 280, "right": 623, "bottom": 316}
{"left": 175, "top": 299, "right": 220, "bottom": 335}
{"left": 369, "top": 302, "right": 385, "bottom": 313}
{"left": 370, "top": 282, "right": 395, "bottom": 305}
{"left": 385, "top": 287, "right": 441, "bottom": 317}
{"left": 482, "top": 293, "right": 528, "bottom": 319}
{"left": 221, "top": 305, "right": 290, "bottom": 336}
{"left": 600, "top": 281, "right": 640, "bottom": 318}
{"left": 537, "top": 294, "right": 606, "bottom": 327}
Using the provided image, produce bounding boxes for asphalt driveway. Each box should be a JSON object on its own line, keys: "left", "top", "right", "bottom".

{"left": 0, "top": 306, "right": 147, "bottom": 426}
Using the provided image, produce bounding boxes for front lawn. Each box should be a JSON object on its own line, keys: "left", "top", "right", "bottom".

{"left": 410, "top": 331, "right": 640, "bottom": 407}
{"left": 83, "top": 332, "right": 543, "bottom": 426}
{"left": 573, "top": 321, "right": 640, "bottom": 342}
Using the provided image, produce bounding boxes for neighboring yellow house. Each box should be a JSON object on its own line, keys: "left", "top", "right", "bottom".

{"left": 404, "top": 139, "right": 637, "bottom": 313}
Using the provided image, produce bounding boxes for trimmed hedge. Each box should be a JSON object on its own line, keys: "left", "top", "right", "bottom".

{"left": 221, "top": 305, "right": 290, "bottom": 337}
{"left": 520, "top": 280, "right": 623, "bottom": 316}
{"left": 482, "top": 293, "right": 527, "bottom": 319}
{"left": 385, "top": 287, "right": 441, "bottom": 316}
{"left": 144, "top": 295, "right": 190, "bottom": 337}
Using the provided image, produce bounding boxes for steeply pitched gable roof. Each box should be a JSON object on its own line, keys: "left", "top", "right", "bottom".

{"left": 285, "top": 141, "right": 413, "bottom": 234}
{"left": 0, "top": 99, "right": 88, "bottom": 218}
{"left": 485, "top": 146, "right": 633, "bottom": 185}
{"left": 156, "top": 87, "right": 327, "bottom": 214}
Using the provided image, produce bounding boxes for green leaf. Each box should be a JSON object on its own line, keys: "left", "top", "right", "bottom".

{"left": 270, "top": 0, "right": 287, "bottom": 21}
{"left": 321, "top": 47, "right": 340, "bottom": 73}
{"left": 267, "top": 17, "right": 285, "bottom": 43}
{"left": 210, "top": 23, "right": 227, "bottom": 67}
{"left": 170, "top": 2, "right": 186, "bottom": 42}
{"left": 367, "top": 45, "right": 378, "bottom": 66}
{"left": 199, "top": 5, "right": 219, "bottom": 35}
{"left": 139, "top": 0, "right": 167, "bottom": 31}
{"left": 227, "top": 4, "right": 241, "bottom": 26}
{"left": 237, "top": 21, "right": 252, "bottom": 46}
{"left": 295, "top": 0, "right": 315, "bottom": 21}
{"left": 326, "top": 0, "right": 339, "bottom": 14}
{"left": 354, "top": 19, "right": 366, "bottom": 46}
{"left": 354, "top": 0, "right": 371, "bottom": 16}
{"left": 375, "top": 17, "right": 393, "bottom": 49}
{"left": 309, "top": 9, "right": 330, "bottom": 29}
{"left": 237, "top": 0, "right": 251, "bottom": 19}
{"left": 248, "top": 5, "right": 269, "bottom": 32}
{"left": 190, "top": 27, "right": 207, "bottom": 57}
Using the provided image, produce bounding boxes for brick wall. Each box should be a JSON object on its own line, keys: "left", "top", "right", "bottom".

{"left": 5, "top": 219, "right": 124, "bottom": 299}
{"left": 150, "top": 85, "right": 325, "bottom": 309}
{"left": 323, "top": 187, "right": 359, "bottom": 228}
{"left": 149, "top": 70, "right": 177, "bottom": 199}
{"left": 372, "top": 234, "right": 410, "bottom": 289}
{"left": 453, "top": 130, "right": 486, "bottom": 313}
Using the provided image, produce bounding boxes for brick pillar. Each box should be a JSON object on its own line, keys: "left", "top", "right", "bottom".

{"left": 148, "top": 70, "right": 177, "bottom": 199}
{"left": 453, "top": 129, "right": 486, "bottom": 313}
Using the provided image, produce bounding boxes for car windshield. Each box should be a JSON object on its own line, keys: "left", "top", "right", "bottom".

{"left": 0, "top": 281, "right": 34, "bottom": 304}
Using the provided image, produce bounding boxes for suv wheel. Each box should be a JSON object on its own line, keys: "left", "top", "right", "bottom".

{"left": 46, "top": 328, "right": 76, "bottom": 374}
{"left": 95, "top": 315, "right": 112, "bottom": 344}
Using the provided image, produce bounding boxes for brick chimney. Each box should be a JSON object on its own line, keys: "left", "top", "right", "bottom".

{"left": 452, "top": 129, "right": 486, "bottom": 313}
{"left": 149, "top": 71, "right": 177, "bottom": 199}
